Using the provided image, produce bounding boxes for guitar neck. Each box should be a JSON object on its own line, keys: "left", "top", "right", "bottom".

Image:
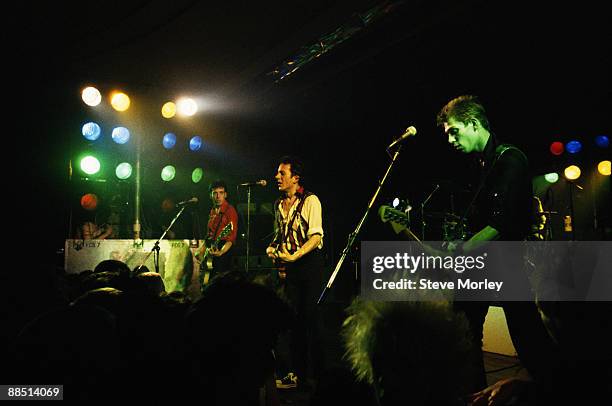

{"left": 402, "top": 227, "right": 422, "bottom": 243}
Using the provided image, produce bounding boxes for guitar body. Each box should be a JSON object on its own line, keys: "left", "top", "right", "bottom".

{"left": 199, "top": 247, "right": 215, "bottom": 272}
{"left": 198, "top": 222, "right": 233, "bottom": 290}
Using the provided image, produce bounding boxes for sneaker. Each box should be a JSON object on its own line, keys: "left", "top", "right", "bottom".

{"left": 276, "top": 372, "right": 298, "bottom": 389}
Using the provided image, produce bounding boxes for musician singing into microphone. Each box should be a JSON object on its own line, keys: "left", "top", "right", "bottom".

{"left": 196, "top": 180, "right": 238, "bottom": 282}
{"left": 265, "top": 155, "right": 324, "bottom": 390}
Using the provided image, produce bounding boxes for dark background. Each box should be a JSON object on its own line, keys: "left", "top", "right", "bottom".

{"left": 8, "top": 1, "right": 610, "bottom": 289}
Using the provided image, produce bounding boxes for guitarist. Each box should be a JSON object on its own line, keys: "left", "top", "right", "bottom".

{"left": 265, "top": 155, "right": 324, "bottom": 390}
{"left": 432, "top": 95, "right": 558, "bottom": 399}
{"left": 196, "top": 180, "right": 238, "bottom": 282}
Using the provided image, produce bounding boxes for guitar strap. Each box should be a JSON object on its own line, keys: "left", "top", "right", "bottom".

{"left": 458, "top": 144, "right": 526, "bottom": 236}
{"left": 277, "top": 190, "right": 312, "bottom": 252}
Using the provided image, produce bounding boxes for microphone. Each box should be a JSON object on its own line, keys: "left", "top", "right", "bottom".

{"left": 176, "top": 197, "right": 199, "bottom": 206}
{"left": 387, "top": 126, "right": 417, "bottom": 149}
{"left": 239, "top": 180, "right": 267, "bottom": 187}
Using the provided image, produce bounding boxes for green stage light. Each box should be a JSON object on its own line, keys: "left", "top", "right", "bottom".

{"left": 544, "top": 172, "right": 559, "bottom": 183}
{"left": 115, "top": 162, "right": 133, "bottom": 179}
{"left": 80, "top": 155, "right": 101, "bottom": 175}
{"left": 161, "top": 165, "right": 176, "bottom": 182}
{"left": 192, "top": 167, "right": 203, "bottom": 183}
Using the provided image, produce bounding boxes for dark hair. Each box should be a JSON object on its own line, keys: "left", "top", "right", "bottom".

{"left": 436, "top": 95, "right": 491, "bottom": 131}
{"left": 342, "top": 299, "right": 474, "bottom": 404}
{"left": 278, "top": 155, "right": 305, "bottom": 184}
{"left": 208, "top": 180, "right": 227, "bottom": 194}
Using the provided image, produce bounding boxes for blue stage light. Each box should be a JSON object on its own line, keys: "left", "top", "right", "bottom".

{"left": 189, "top": 135, "right": 203, "bottom": 151}
{"left": 111, "top": 127, "right": 130, "bottom": 144}
{"left": 163, "top": 132, "right": 177, "bottom": 149}
{"left": 82, "top": 122, "right": 101, "bottom": 141}
{"left": 565, "top": 140, "right": 582, "bottom": 154}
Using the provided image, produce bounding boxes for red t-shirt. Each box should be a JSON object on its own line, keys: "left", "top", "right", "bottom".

{"left": 207, "top": 200, "right": 238, "bottom": 245}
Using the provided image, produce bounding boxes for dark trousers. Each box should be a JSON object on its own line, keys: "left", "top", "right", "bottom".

{"left": 211, "top": 250, "right": 234, "bottom": 280}
{"left": 282, "top": 250, "right": 324, "bottom": 381}
{"left": 454, "top": 300, "right": 559, "bottom": 393}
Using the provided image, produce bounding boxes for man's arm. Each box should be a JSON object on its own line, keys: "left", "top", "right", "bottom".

{"left": 98, "top": 224, "right": 114, "bottom": 240}
{"left": 211, "top": 240, "right": 232, "bottom": 257}
{"left": 274, "top": 234, "right": 321, "bottom": 263}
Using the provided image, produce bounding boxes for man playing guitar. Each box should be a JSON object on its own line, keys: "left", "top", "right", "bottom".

{"left": 196, "top": 180, "right": 238, "bottom": 285}
{"left": 382, "top": 96, "right": 557, "bottom": 402}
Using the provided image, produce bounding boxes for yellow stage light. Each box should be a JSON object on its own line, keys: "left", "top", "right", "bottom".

{"left": 598, "top": 160, "right": 611, "bottom": 176}
{"left": 564, "top": 165, "right": 581, "bottom": 180}
{"left": 110, "top": 91, "right": 131, "bottom": 111}
{"left": 161, "top": 101, "right": 176, "bottom": 118}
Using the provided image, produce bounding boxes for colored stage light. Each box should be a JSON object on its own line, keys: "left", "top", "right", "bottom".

{"left": 161, "top": 198, "right": 175, "bottom": 212}
{"left": 595, "top": 135, "right": 609, "bottom": 148}
{"left": 161, "top": 165, "right": 176, "bottom": 181}
{"left": 111, "top": 127, "right": 130, "bottom": 144}
{"left": 192, "top": 168, "right": 203, "bottom": 183}
{"left": 80, "top": 155, "right": 101, "bottom": 175}
{"left": 189, "top": 135, "right": 203, "bottom": 151}
{"left": 564, "top": 165, "right": 581, "bottom": 180}
{"left": 110, "top": 91, "right": 131, "bottom": 111}
{"left": 565, "top": 140, "right": 582, "bottom": 154}
{"left": 392, "top": 198, "right": 400, "bottom": 208}
{"left": 82, "top": 86, "right": 101, "bottom": 106}
{"left": 544, "top": 172, "right": 559, "bottom": 183}
{"left": 161, "top": 101, "right": 176, "bottom": 118}
{"left": 549, "top": 141, "right": 564, "bottom": 156}
{"left": 177, "top": 97, "right": 198, "bottom": 116}
{"left": 115, "top": 162, "right": 133, "bottom": 180}
{"left": 82, "top": 122, "right": 101, "bottom": 141}
{"left": 598, "top": 160, "right": 611, "bottom": 176}
{"left": 80, "top": 193, "right": 98, "bottom": 210}
{"left": 163, "top": 132, "right": 177, "bottom": 149}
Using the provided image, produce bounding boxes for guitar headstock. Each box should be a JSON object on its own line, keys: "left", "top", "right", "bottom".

{"left": 219, "top": 222, "right": 233, "bottom": 239}
{"left": 378, "top": 205, "right": 410, "bottom": 234}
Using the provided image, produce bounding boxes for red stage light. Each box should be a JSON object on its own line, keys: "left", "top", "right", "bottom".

{"left": 550, "top": 141, "right": 564, "bottom": 155}
{"left": 81, "top": 193, "right": 98, "bottom": 211}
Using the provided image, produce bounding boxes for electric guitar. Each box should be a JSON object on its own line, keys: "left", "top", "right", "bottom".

{"left": 378, "top": 205, "right": 422, "bottom": 242}
{"left": 199, "top": 222, "right": 234, "bottom": 272}
{"left": 378, "top": 205, "right": 467, "bottom": 256}
{"left": 379, "top": 205, "right": 470, "bottom": 243}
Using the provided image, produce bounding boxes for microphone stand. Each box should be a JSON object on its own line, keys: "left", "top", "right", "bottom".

{"left": 420, "top": 184, "right": 439, "bottom": 240}
{"left": 246, "top": 185, "right": 252, "bottom": 272}
{"left": 567, "top": 181, "right": 583, "bottom": 241}
{"left": 135, "top": 205, "right": 187, "bottom": 274}
{"left": 317, "top": 144, "right": 403, "bottom": 305}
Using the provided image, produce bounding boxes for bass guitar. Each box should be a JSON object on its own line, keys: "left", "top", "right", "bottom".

{"left": 378, "top": 205, "right": 422, "bottom": 242}
{"left": 378, "top": 204, "right": 470, "bottom": 256}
